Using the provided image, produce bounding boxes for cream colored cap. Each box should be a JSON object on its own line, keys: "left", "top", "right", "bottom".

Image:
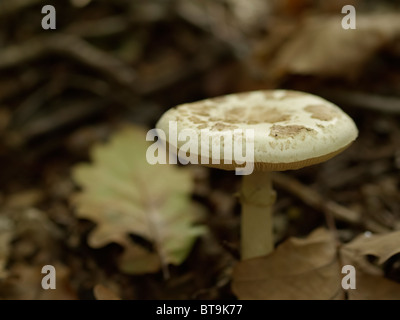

{"left": 156, "top": 90, "right": 358, "bottom": 171}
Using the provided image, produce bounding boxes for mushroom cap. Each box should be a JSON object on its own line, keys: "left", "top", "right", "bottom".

{"left": 156, "top": 90, "right": 358, "bottom": 171}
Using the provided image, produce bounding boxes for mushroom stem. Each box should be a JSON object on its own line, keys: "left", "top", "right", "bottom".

{"left": 240, "top": 171, "right": 276, "bottom": 260}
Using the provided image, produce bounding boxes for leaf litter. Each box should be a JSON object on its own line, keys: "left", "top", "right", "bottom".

{"left": 0, "top": 0, "right": 399, "bottom": 300}
{"left": 0, "top": 207, "right": 75, "bottom": 300}
{"left": 233, "top": 228, "right": 400, "bottom": 300}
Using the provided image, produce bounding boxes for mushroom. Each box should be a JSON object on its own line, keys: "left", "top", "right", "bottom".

{"left": 155, "top": 90, "right": 358, "bottom": 260}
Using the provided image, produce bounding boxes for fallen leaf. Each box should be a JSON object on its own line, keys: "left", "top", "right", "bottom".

{"left": 72, "top": 125, "right": 207, "bottom": 276}
{"left": 232, "top": 228, "right": 343, "bottom": 300}
{"left": 347, "top": 273, "right": 400, "bottom": 300}
{"left": 270, "top": 14, "right": 400, "bottom": 78}
{"left": 1, "top": 263, "right": 77, "bottom": 300}
{"left": 93, "top": 284, "right": 121, "bottom": 300}
{"left": 342, "top": 231, "right": 400, "bottom": 265}
{"left": 341, "top": 231, "right": 400, "bottom": 300}
{"left": 233, "top": 228, "right": 400, "bottom": 300}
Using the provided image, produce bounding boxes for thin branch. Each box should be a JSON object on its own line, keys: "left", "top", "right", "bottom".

{"left": 0, "top": 32, "right": 226, "bottom": 96}
{"left": 319, "top": 90, "right": 400, "bottom": 114}
{"left": 16, "top": 98, "right": 107, "bottom": 140}
{"left": 0, "top": 33, "right": 137, "bottom": 88}
{"left": 272, "top": 172, "right": 362, "bottom": 227}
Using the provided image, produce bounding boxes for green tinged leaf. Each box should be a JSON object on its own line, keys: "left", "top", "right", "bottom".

{"left": 71, "top": 125, "right": 206, "bottom": 275}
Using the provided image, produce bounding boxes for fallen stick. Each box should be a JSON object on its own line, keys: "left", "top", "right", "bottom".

{"left": 0, "top": 33, "right": 225, "bottom": 96}
{"left": 272, "top": 172, "right": 368, "bottom": 229}
{"left": 0, "top": 33, "right": 137, "bottom": 89}
{"left": 318, "top": 90, "right": 400, "bottom": 114}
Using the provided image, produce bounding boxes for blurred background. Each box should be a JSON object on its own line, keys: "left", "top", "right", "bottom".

{"left": 0, "top": 0, "right": 399, "bottom": 300}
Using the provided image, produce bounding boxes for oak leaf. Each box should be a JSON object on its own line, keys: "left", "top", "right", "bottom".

{"left": 72, "top": 126, "right": 206, "bottom": 276}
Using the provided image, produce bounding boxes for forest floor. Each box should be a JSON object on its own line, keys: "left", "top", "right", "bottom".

{"left": 0, "top": 0, "right": 399, "bottom": 300}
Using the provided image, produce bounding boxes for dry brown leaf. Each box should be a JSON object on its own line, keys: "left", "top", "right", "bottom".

{"left": 271, "top": 14, "right": 400, "bottom": 78}
{"left": 342, "top": 231, "right": 400, "bottom": 265}
{"left": 1, "top": 263, "right": 77, "bottom": 300}
{"left": 347, "top": 273, "right": 400, "bottom": 300}
{"left": 233, "top": 228, "right": 400, "bottom": 300}
{"left": 341, "top": 231, "right": 400, "bottom": 300}
{"left": 232, "top": 228, "right": 343, "bottom": 300}
{"left": 93, "top": 284, "right": 121, "bottom": 300}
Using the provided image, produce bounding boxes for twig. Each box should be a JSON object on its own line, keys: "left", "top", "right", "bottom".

{"left": 318, "top": 90, "right": 400, "bottom": 114}
{"left": 0, "top": 33, "right": 137, "bottom": 88}
{"left": 272, "top": 172, "right": 362, "bottom": 226}
{"left": 273, "top": 173, "right": 395, "bottom": 233}
{"left": 11, "top": 74, "right": 138, "bottom": 126}
{"left": 16, "top": 98, "right": 107, "bottom": 140}
{"left": 13, "top": 80, "right": 65, "bottom": 126}
{"left": 0, "top": 70, "right": 43, "bottom": 102}
{"left": 0, "top": 33, "right": 225, "bottom": 96}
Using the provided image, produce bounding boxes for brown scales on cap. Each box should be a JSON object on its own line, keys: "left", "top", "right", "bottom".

{"left": 156, "top": 89, "right": 358, "bottom": 169}
{"left": 304, "top": 104, "right": 340, "bottom": 121}
{"left": 269, "top": 124, "right": 316, "bottom": 139}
